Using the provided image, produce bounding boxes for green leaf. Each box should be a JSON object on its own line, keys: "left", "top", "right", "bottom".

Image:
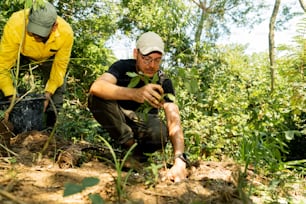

{"left": 63, "top": 183, "right": 84, "bottom": 197}
{"left": 284, "top": 131, "right": 294, "bottom": 140}
{"left": 151, "top": 72, "right": 159, "bottom": 84}
{"left": 190, "top": 80, "right": 198, "bottom": 93}
{"left": 89, "top": 193, "right": 105, "bottom": 204}
{"left": 82, "top": 177, "right": 100, "bottom": 188}
{"left": 128, "top": 77, "right": 140, "bottom": 88}
{"left": 24, "top": 0, "right": 32, "bottom": 8}
{"left": 126, "top": 72, "right": 139, "bottom": 78}
{"left": 143, "top": 106, "right": 152, "bottom": 114}
{"left": 166, "top": 93, "right": 176, "bottom": 102}
{"left": 143, "top": 76, "right": 149, "bottom": 84}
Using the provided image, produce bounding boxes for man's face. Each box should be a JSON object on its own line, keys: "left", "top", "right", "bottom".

{"left": 135, "top": 50, "right": 162, "bottom": 77}
{"left": 28, "top": 32, "right": 49, "bottom": 43}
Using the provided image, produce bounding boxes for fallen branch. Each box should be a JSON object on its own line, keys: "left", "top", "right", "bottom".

{"left": 0, "top": 189, "right": 28, "bottom": 204}
{"left": 0, "top": 143, "right": 18, "bottom": 157}
{"left": 142, "top": 189, "right": 175, "bottom": 197}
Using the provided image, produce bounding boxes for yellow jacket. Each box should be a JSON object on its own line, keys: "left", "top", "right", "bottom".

{"left": 0, "top": 9, "right": 74, "bottom": 96}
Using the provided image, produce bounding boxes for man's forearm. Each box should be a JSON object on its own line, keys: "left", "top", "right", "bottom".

{"left": 90, "top": 79, "right": 135, "bottom": 101}
{"left": 169, "top": 131, "right": 185, "bottom": 155}
{"left": 164, "top": 103, "right": 185, "bottom": 154}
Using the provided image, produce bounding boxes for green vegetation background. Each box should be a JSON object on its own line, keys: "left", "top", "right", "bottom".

{"left": 0, "top": 0, "right": 305, "bottom": 202}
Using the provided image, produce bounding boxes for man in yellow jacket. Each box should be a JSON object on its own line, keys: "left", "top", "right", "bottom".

{"left": 0, "top": 1, "right": 74, "bottom": 127}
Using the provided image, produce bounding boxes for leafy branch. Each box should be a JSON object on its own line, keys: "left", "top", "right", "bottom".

{"left": 126, "top": 71, "right": 175, "bottom": 117}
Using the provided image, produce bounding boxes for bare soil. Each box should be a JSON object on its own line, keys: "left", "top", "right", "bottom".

{"left": 0, "top": 131, "right": 304, "bottom": 204}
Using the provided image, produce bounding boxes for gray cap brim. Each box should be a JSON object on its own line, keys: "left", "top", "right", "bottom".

{"left": 27, "top": 22, "right": 52, "bottom": 37}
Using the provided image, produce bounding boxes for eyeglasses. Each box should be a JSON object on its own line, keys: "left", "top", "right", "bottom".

{"left": 139, "top": 53, "right": 162, "bottom": 65}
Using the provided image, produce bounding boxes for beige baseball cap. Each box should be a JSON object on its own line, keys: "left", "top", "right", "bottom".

{"left": 27, "top": 1, "right": 57, "bottom": 37}
{"left": 136, "top": 32, "right": 164, "bottom": 55}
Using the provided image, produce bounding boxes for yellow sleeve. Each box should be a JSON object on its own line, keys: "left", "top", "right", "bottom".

{"left": 0, "top": 16, "right": 22, "bottom": 96}
{"left": 45, "top": 28, "right": 74, "bottom": 94}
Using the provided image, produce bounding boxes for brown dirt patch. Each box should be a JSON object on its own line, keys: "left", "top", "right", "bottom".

{"left": 0, "top": 131, "right": 304, "bottom": 204}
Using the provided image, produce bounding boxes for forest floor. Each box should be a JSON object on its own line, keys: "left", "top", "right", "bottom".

{"left": 0, "top": 131, "right": 305, "bottom": 204}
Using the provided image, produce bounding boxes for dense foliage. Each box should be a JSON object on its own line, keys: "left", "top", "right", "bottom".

{"left": 0, "top": 0, "right": 305, "bottom": 202}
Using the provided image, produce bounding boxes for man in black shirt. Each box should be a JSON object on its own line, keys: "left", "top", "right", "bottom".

{"left": 88, "top": 32, "right": 187, "bottom": 182}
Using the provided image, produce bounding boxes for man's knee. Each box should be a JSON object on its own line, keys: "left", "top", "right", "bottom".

{"left": 136, "top": 115, "right": 168, "bottom": 153}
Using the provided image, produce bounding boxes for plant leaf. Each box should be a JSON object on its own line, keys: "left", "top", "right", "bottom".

{"left": 128, "top": 77, "right": 140, "bottom": 88}
{"left": 166, "top": 93, "right": 176, "bottom": 102}
{"left": 63, "top": 183, "right": 84, "bottom": 197}
{"left": 82, "top": 177, "right": 100, "bottom": 188}
{"left": 284, "top": 131, "right": 294, "bottom": 140}
{"left": 126, "top": 72, "right": 139, "bottom": 77}
{"left": 151, "top": 72, "right": 159, "bottom": 84}
{"left": 89, "top": 193, "right": 105, "bottom": 204}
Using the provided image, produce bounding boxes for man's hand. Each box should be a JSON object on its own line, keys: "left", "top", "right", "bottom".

{"left": 134, "top": 84, "right": 164, "bottom": 108}
{"left": 44, "top": 92, "right": 52, "bottom": 112}
{"left": 164, "top": 158, "right": 187, "bottom": 183}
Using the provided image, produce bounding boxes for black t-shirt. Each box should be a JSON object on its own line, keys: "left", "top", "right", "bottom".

{"left": 107, "top": 59, "right": 175, "bottom": 113}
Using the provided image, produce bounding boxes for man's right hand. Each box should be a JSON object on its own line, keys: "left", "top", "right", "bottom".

{"left": 134, "top": 84, "right": 164, "bottom": 108}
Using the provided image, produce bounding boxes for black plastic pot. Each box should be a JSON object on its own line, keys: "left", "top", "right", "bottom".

{"left": 0, "top": 95, "right": 46, "bottom": 134}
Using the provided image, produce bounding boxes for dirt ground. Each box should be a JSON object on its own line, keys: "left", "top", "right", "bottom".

{"left": 0, "top": 131, "right": 305, "bottom": 204}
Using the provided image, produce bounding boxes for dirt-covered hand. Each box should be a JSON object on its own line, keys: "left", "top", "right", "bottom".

{"left": 134, "top": 84, "right": 164, "bottom": 108}
{"left": 164, "top": 158, "right": 187, "bottom": 183}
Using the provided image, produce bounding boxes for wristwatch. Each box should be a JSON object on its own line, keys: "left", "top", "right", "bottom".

{"left": 174, "top": 153, "right": 190, "bottom": 167}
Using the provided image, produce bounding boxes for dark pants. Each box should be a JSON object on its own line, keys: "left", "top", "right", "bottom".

{"left": 88, "top": 95, "right": 168, "bottom": 154}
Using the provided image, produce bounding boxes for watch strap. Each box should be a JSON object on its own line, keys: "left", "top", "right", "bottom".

{"left": 174, "top": 153, "right": 190, "bottom": 167}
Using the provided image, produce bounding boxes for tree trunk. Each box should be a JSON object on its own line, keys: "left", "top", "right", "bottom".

{"left": 269, "top": 0, "right": 281, "bottom": 93}
{"left": 194, "top": 1, "right": 207, "bottom": 66}
{"left": 298, "top": 0, "right": 306, "bottom": 12}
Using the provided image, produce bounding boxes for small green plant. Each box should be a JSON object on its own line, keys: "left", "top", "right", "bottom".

{"left": 127, "top": 71, "right": 159, "bottom": 88}
{"left": 144, "top": 162, "right": 163, "bottom": 187}
{"left": 63, "top": 177, "right": 104, "bottom": 204}
{"left": 126, "top": 71, "right": 175, "bottom": 119}
{"left": 127, "top": 71, "right": 159, "bottom": 117}
{"left": 98, "top": 135, "right": 137, "bottom": 202}
{"left": 126, "top": 71, "right": 176, "bottom": 184}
